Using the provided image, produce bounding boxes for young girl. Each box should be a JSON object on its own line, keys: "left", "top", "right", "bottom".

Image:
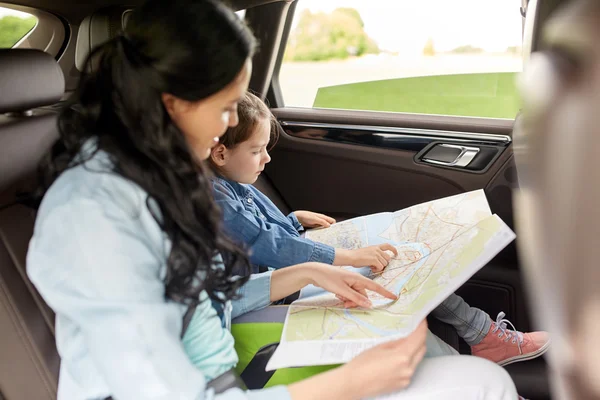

{"left": 26, "top": 0, "right": 519, "bottom": 399}
{"left": 210, "top": 91, "right": 551, "bottom": 368}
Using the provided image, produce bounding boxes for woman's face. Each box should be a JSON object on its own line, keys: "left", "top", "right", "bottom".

{"left": 163, "top": 59, "right": 252, "bottom": 161}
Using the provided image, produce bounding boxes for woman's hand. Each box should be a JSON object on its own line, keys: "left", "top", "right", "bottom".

{"left": 269, "top": 263, "right": 396, "bottom": 308}
{"left": 334, "top": 244, "right": 399, "bottom": 272}
{"left": 294, "top": 210, "right": 336, "bottom": 228}
{"left": 307, "top": 264, "right": 397, "bottom": 308}
{"left": 288, "top": 320, "right": 428, "bottom": 400}
{"left": 341, "top": 320, "right": 429, "bottom": 398}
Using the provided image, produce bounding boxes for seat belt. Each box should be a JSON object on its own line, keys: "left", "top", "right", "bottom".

{"left": 239, "top": 342, "right": 279, "bottom": 389}
{"left": 206, "top": 368, "right": 248, "bottom": 393}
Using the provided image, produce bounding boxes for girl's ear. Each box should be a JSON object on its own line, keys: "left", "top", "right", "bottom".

{"left": 210, "top": 144, "right": 228, "bottom": 167}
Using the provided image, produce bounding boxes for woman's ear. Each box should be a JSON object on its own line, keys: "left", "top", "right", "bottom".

{"left": 211, "top": 144, "right": 228, "bottom": 167}
{"left": 161, "top": 93, "right": 190, "bottom": 117}
{"left": 161, "top": 93, "right": 177, "bottom": 116}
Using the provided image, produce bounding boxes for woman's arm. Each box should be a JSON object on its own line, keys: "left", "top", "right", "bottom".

{"left": 27, "top": 196, "right": 291, "bottom": 400}
{"left": 288, "top": 321, "right": 430, "bottom": 400}
{"left": 269, "top": 263, "right": 397, "bottom": 308}
{"left": 269, "top": 264, "right": 312, "bottom": 302}
{"left": 289, "top": 367, "right": 357, "bottom": 400}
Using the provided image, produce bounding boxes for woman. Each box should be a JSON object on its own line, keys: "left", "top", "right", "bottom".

{"left": 26, "top": 0, "right": 519, "bottom": 399}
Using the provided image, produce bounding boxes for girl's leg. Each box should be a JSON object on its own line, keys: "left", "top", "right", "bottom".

{"left": 430, "top": 293, "right": 551, "bottom": 367}
{"left": 430, "top": 293, "right": 490, "bottom": 345}
{"left": 375, "top": 355, "right": 518, "bottom": 400}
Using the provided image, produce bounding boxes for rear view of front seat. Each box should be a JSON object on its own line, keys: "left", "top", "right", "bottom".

{"left": 514, "top": 0, "right": 600, "bottom": 398}
{"left": 0, "top": 49, "right": 64, "bottom": 399}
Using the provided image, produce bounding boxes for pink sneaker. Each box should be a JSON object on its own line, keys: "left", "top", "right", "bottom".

{"left": 471, "top": 312, "right": 551, "bottom": 366}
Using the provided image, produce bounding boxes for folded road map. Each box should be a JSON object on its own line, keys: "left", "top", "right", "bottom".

{"left": 267, "top": 190, "right": 516, "bottom": 371}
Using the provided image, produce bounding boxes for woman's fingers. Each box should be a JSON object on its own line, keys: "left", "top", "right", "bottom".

{"left": 357, "top": 287, "right": 368, "bottom": 298}
{"left": 405, "top": 320, "right": 428, "bottom": 349}
{"left": 344, "top": 301, "right": 360, "bottom": 308}
{"left": 354, "top": 275, "right": 397, "bottom": 300}
{"left": 337, "top": 282, "right": 372, "bottom": 308}
{"left": 410, "top": 342, "right": 427, "bottom": 368}
{"left": 337, "top": 290, "right": 366, "bottom": 308}
{"left": 381, "top": 321, "right": 427, "bottom": 356}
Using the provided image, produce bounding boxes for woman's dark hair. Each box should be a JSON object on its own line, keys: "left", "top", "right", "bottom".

{"left": 39, "top": 0, "right": 256, "bottom": 305}
{"left": 208, "top": 91, "right": 279, "bottom": 171}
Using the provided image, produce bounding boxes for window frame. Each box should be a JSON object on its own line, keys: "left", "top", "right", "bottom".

{"left": 267, "top": 0, "right": 527, "bottom": 122}
{"left": 0, "top": 3, "right": 67, "bottom": 58}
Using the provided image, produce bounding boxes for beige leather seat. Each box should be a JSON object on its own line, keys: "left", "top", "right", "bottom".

{"left": 0, "top": 48, "right": 64, "bottom": 400}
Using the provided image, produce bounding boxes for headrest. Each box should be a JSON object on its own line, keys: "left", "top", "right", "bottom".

{"left": 0, "top": 49, "right": 64, "bottom": 114}
{"left": 75, "top": 7, "right": 133, "bottom": 71}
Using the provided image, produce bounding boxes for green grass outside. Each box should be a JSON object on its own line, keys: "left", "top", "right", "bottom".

{"left": 313, "top": 72, "right": 521, "bottom": 119}
{"left": 0, "top": 16, "right": 37, "bottom": 48}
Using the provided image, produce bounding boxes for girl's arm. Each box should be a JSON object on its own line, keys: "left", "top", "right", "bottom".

{"left": 333, "top": 244, "right": 399, "bottom": 272}
{"left": 214, "top": 188, "right": 335, "bottom": 268}
{"left": 286, "top": 211, "right": 304, "bottom": 231}
{"left": 292, "top": 211, "right": 336, "bottom": 229}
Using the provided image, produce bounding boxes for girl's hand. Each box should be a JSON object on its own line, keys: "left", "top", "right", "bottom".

{"left": 306, "top": 263, "right": 397, "bottom": 308}
{"left": 335, "top": 244, "right": 399, "bottom": 272}
{"left": 294, "top": 210, "right": 336, "bottom": 228}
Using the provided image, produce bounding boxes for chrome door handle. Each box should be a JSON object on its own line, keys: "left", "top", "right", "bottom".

{"left": 423, "top": 144, "right": 480, "bottom": 167}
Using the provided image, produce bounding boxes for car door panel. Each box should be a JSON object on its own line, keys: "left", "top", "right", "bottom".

{"left": 268, "top": 108, "right": 515, "bottom": 225}
{"left": 264, "top": 107, "right": 531, "bottom": 351}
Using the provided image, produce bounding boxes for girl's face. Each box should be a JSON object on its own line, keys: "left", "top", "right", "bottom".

{"left": 162, "top": 59, "right": 252, "bottom": 161}
{"left": 211, "top": 116, "right": 272, "bottom": 184}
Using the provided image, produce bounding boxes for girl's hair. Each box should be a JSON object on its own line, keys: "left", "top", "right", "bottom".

{"left": 38, "top": 0, "right": 256, "bottom": 306}
{"left": 214, "top": 91, "right": 279, "bottom": 151}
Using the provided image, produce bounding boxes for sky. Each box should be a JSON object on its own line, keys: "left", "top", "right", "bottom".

{"left": 0, "top": 6, "right": 30, "bottom": 18}
{"left": 2, "top": 1, "right": 524, "bottom": 53}
{"left": 292, "top": 0, "right": 523, "bottom": 53}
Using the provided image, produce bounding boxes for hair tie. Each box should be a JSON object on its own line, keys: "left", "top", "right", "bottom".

{"left": 118, "top": 32, "right": 144, "bottom": 64}
{"left": 119, "top": 32, "right": 133, "bottom": 44}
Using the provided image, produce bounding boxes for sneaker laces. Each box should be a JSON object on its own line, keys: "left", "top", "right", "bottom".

{"left": 491, "top": 312, "right": 524, "bottom": 354}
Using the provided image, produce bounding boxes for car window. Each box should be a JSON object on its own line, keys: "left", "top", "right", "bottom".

{"left": 278, "top": 0, "right": 523, "bottom": 119}
{"left": 0, "top": 7, "right": 37, "bottom": 48}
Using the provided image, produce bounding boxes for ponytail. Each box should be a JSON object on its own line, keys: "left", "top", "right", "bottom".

{"left": 39, "top": 0, "right": 256, "bottom": 305}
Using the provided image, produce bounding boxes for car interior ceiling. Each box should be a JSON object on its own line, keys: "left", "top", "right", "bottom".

{"left": 0, "top": 0, "right": 575, "bottom": 399}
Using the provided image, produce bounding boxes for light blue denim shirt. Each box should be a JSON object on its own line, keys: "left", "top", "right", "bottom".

{"left": 212, "top": 177, "right": 335, "bottom": 270}
{"left": 26, "top": 150, "right": 291, "bottom": 400}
